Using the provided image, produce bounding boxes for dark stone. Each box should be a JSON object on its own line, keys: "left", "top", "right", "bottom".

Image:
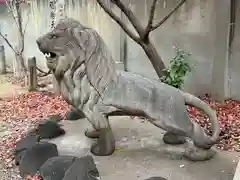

{"left": 37, "top": 120, "right": 65, "bottom": 139}
{"left": 144, "top": 177, "right": 168, "bottom": 180}
{"left": 15, "top": 150, "right": 27, "bottom": 167}
{"left": 66, "top": 108, "right": 85, "bottom": 120}
{"left": 162, "top": 132, "right": 186, "bottom": 145}
{"left": 62, "top": 155, "right": 99, "bottom": 180}
{"left": 19, "top": 142, "right": 58, "bottom": 178}
{"left": 14, "top": 135, "right": 40, "bottom": 165}
{"left": 47, "top": 114, "right": 63, "bottom": 123}
{"left": 26, "top": 128, "right": 38, "bottom": 136}
{"left": 39, "top": 155, "right": 77, "bottom": 180}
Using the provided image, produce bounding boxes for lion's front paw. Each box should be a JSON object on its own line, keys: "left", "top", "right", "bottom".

{"left": 90, "top": 128, "right": 115, "bottom": 156}
{"left": 85, "top": 129, "right": 100, "bottom": 139}
{"left": 90, "top": 143, "right": 114, "bottom": 156}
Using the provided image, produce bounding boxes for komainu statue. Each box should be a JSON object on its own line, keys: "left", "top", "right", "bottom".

{"left": 36, "top": 18, "right": 220, "bottom": 161}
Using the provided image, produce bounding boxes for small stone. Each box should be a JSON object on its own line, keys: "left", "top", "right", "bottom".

{"left": 180, "top": 164, "right": 185, "bottom": 168}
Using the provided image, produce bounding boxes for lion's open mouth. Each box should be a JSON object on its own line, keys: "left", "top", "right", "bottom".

{"left": 42, "top": 52, "right": 57, "bottom": 59}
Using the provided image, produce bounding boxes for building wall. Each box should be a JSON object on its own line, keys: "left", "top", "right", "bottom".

{"left": 229, "top": 0, "right": 240, "bottom": 100}
{"left": 125, "top": 0, "right": 216, "bottom": 95}
{"left": 1, "top": 0, "right": 240, "bottom": 99}
{"left": 0, "top": 0, "right": 122, "bottom": 71}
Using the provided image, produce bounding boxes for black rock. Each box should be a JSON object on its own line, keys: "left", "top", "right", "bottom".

{"left": 15, "top": 150, "right": 27, "bottom": 166}
{"left": 47, "top": 114, "right": 63, "bottom": 123}
{"left": 14, "top": 135, "right": 40, "bottom": 165}
{"left": 144, "top": 177, "right": 168, "bottom": 180}
{"left": 66, "top": 108, "right": 85, "bottom": 120}
{"left": 39, "top": 155, "right": 77, "bottom": 180}
{"left": 19, "top": 142, "right": 58, "bottom": 178}
{"left": 37, "top": 120, "right": 65, "bottom": 139}
{"left": 62, "top": 155, "right": 99, "bottom": 180}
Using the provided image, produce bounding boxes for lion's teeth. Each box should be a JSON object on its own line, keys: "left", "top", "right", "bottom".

{"left": 45, "top": 53, "right": 51, "bottom": 58}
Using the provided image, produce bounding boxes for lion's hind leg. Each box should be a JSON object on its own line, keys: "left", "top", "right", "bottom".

{"left": 163, "top": 132, "right": 186, "bottom": 145}
{"left": 148, "top": 115, "right": 189, "bottom": 146}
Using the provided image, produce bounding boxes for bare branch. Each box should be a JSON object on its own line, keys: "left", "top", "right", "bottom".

{"left": 151, "top": 0, "right": 186, "bottom": 31}
{"left": 15, "top": 1, "right": 25, "bottom": 53}
{"left": 144, "top": 0, "right": 158, "bottom": 38}
{"left": 111, "top": 0, "right": 145, "bottom": 36}
{"left": 96, "top": 0, "right": 140, "bottom": 43}
{"left": 5, "top": 1, "right": 20, "bottom": 29}
{"left": 0, "top": 31, "right": 17, "bottom": 53}
{"left": 23, "top": 9, "right": 30, "bottom": 35}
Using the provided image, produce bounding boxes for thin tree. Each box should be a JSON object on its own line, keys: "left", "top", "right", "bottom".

{"left": 0, "top": 0, "right": 29, "bottom": 78}
{"left": 96, "top": 0, "right": 186, "bottom": 78}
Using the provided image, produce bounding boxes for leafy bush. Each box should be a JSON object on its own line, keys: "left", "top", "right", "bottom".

{"left": 160, "top": 47, "right": 191, "bottom": 89}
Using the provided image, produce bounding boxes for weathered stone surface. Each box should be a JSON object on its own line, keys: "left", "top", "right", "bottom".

{"left": 36, "top": 17, "right": 220, "bottom": 160}
{"left": 39, "top": 155, "right": 77, "bottom": 180}
{"left": 19, "top": 142, "right": 58, "bottom": 178}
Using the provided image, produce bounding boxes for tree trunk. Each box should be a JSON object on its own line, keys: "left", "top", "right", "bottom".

{"left": 13, "top": 53, "right": 22, "bottom": 77}
{"left": 140, "top": 39, "right": 166, "bottom": 78}
{"left": 13, "top": 52, "right": 27, "bottom": 78}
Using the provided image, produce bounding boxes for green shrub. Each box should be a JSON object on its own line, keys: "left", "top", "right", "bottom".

{"left": 160, "top": 47, "right": 191, "bottom": 89}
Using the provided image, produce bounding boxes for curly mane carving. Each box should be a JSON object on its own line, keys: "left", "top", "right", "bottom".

{"left": 68, "top": 19, "right": 118, "bottom": 94}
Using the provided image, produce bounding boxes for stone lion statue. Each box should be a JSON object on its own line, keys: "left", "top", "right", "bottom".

{"left": 36, "top": 18, "right": 220, "bottom": 161}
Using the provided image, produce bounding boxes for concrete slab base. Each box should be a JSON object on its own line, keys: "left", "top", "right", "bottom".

{"left": 233, "top": 159, "right": 240, "bottom": 180}
{"left": 44, "top": 117, "right": 239, "bottom": 180}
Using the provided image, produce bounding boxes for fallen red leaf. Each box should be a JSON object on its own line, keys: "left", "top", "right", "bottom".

{"left": 0, "top": 91, "right": 70, "bottom": 170}
{"left": 188, "top": 94, "right": 240, "bottom": 151}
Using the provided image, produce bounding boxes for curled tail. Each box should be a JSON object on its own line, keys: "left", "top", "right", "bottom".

{"left": 181, "top": 92, "right": 220, "bottom": 148}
